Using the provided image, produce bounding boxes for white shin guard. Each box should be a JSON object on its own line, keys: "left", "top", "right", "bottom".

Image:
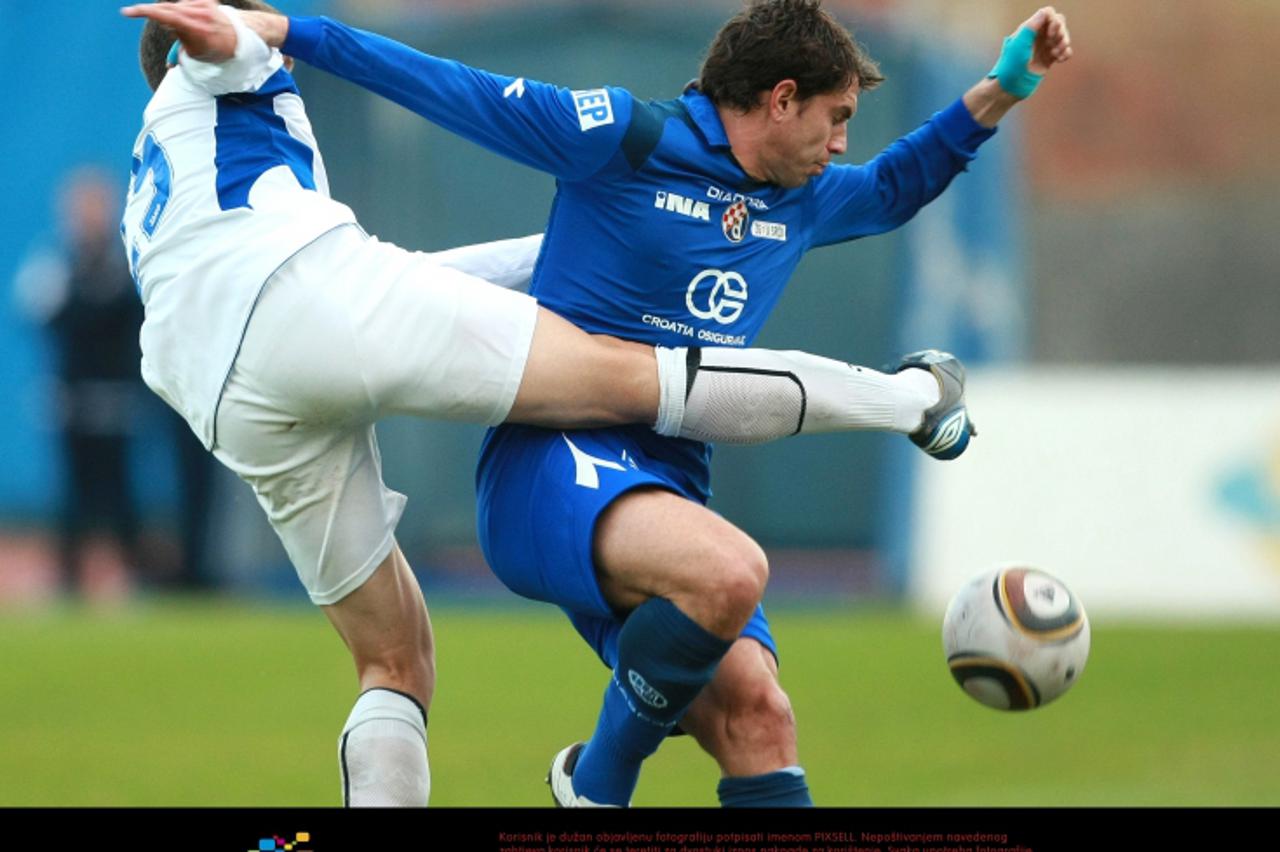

{"left": 339, "top": 688, "right": 430, "bottom": 807}
{"left": 656, "top": 347, "right": 940, "bottom": 444}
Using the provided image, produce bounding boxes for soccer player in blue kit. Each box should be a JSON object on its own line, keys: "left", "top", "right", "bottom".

{"left": 135, "top": 0, "right": 1071, "bottom": 807}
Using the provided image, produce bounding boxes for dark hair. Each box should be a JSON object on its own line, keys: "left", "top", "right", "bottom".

{"left": 139, "top": 0, "right": 279, "bottom": 91}
{"left": 698, "top": 0, "right": 884, "bottom": 111}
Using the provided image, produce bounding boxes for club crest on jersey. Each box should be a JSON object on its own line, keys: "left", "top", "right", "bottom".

{"left": 722, "top": 200, "right": 749, "bottom": 243}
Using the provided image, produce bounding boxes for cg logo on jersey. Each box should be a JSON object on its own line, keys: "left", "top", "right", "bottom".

{"left": 686, "top": 269, "right": 748, "bottom": 324}
{"left": 722, "top": 200, "right": 749, "bottom": 243}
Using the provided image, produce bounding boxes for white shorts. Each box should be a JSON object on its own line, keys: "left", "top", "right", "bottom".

{"left": 212, "top": 225, "right": 539, "bottom": 605}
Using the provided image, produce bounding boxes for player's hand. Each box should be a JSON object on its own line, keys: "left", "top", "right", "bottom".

{"left": 1017, "top": 6, "right": 1073, "bottom": 75}
{"left": 121, "top": 0, "right": 238, "bottom": 63}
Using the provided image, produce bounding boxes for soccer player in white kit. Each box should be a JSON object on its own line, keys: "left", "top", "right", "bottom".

{"left": 124, "top": 0, "right": 678, "bottom": 807}
{"left": 122, "top": 0, "right": 978, "bottom": 806}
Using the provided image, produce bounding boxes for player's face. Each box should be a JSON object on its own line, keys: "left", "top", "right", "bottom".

{"left": 762, "top": 83, "right": 858, "bottom": 188}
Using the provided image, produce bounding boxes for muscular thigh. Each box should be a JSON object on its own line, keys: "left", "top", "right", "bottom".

{"left": 477, "top": 425, "right": 677, "bottom": 620}
{"left": 477, "top": 424, "right": 777, "bottom": 664}
{"left": 592, "top": 487, "right": 765, "bottom": 626}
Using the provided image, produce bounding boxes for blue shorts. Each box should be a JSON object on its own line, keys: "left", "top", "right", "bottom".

{"left": 477, "top": 424, "right": 777, "bottom": 669}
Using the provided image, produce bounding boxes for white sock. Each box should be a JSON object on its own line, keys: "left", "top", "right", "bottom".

{"left": 653, "top": 345, "right": 688, "bottom": 436}
{"left": 655, "top": 347, "right": 941, "bottom": 444}
{"left": 890, "top": 365, "right": 944, "bottom": 431}
{"left": 339, "top": 688, "right": 430, "bottom": 807}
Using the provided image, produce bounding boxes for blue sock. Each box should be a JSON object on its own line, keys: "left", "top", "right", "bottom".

{"left": 572, "top": 597, "right": 732, "bottom": 805}
{"left": 717, "top": 767, "right": 813, "bottom": 807}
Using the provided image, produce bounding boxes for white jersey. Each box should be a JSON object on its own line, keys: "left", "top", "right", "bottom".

{"left": 122, "top": 8, "right": 356, "bottom": 448}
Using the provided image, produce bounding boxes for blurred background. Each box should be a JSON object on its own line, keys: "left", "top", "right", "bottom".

{"left": 1, "top": 0, "right": 1277, "bottom": 807}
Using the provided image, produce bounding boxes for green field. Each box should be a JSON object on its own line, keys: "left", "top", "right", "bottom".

{"left": 2, "top": 599, "right": 1277, "bottom": 807}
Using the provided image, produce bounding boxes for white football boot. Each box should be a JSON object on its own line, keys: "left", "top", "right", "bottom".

{"left": 896, "top": 349, "right": 976, "bottom": 460}
{"left": 546, "top": 742, "right": 622, "bottom": 807}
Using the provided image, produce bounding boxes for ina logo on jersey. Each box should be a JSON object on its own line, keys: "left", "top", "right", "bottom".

{"left": 722, "top": 200, "right": 749, "bottom": 243}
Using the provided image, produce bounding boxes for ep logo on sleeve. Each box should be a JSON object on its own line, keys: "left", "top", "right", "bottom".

{"left": 572, "top": 89, "right": 614, "bottom": 131}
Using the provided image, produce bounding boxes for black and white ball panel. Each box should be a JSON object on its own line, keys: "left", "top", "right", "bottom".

{"left": 994, "top": 567, "right": 1086, "bottom": 641}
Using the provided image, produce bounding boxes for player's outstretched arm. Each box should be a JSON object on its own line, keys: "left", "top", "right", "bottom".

{"left": 121, "top": 0, "right": 285, "bottom": 95}
{"left": 121, "top": 0, "right": 239, "bottom": 63}
{"left": 963, "top": 6, "right": 1073, "bottom": 127}
{"left": 232, "top": 11, "right": 627, "bottom": 182}
{"left": 807, "top": 5, "right": 1072, "bottom": 245}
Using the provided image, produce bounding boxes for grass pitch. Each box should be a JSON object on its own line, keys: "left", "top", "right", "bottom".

{"left": 2, "top": 598, "right": 1277, "bottom": 806}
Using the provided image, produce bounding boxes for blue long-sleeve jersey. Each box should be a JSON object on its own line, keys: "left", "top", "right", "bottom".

{"left": 283, "top": 16, "right": 997, "bottom": 498}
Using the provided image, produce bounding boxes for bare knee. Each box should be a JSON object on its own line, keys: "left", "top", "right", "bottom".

{"left": 698, "top": 537, "right": 769, "bottom": 633}
{"left": 594, "top": 491, "right": 768, "bottom": 638}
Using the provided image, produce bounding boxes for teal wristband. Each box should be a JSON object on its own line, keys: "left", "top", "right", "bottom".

{"left": 987, "top": 26, "right": 1043, "bottom": 99}
{"left": 166, "top": 41, "right": 181, "bottom": 66}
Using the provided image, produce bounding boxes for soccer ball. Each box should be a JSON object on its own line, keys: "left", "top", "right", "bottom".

{"left": 942, "top": 566, "right": 1090, "bottom": 711}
